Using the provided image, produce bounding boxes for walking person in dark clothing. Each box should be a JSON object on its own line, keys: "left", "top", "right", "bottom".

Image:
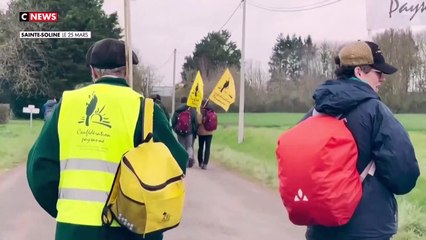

{"left": 43, "top": 96, "right": 57, "bottom": 122}
{"left": 302, "top": 40, "right": 420, "bottom": 240}
{"left": 197, "top": 99, "right": 217, "bottom": 170}
{"left": 150, "top": 94, "right": 170, "bottom": 121}
{"left": 172, "top": 97, "right": 198, "bottom": 168}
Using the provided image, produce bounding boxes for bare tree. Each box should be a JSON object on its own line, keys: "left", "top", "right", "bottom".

{"left": 414, "top": 32, "right": 426, "bottom": 92}
{"left": 0, "top": 0, "right": 50, "bottom": 98}
{"left": 316, "top": 42, "right": 336, "bottom": 79}
{"left": 133, "top": 64, "right": 161, "bottom": 97}
{"left": 375, "top": 29, "right": 419, "bottom": 112}
{"left": 245, "top": 60, "right": 267, "bottom": 96}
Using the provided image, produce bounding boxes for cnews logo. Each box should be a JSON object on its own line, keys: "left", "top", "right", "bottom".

{"left": 19, "top": 12, "right": 58, "bottom": 22}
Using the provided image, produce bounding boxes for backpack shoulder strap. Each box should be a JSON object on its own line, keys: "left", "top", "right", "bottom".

{"left": 360, "top": 161, "right": 376, "bottom": 182}
{"left": 312, "top": 108, "right": 322, "bottom": 116}
{"left": 142, "top": 98, "right": 154, "bottom": 143}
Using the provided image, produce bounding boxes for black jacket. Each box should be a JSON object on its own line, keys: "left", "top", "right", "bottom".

{"left": 305, "top": 78, "right": 420, "bottom": 240}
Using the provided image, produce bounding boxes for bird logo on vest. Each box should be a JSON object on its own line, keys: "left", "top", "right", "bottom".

{"left": 78, "top": 92, "right": 112, "bottom": 128}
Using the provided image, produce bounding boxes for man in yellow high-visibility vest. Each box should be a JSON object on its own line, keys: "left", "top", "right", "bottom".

{"left": 27, "top": 38, "right": 188, "bottom": 240}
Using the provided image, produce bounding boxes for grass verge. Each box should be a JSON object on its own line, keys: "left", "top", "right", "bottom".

{"left": 0, "top": 120, "right": 43, "bottom": 171}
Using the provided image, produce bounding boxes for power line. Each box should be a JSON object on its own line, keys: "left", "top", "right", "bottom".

{"left": 153, "top": 51, "right": 174, "bottom": 70}
{"left": 248, "top": 0, "right": 342, "bottom": 12}
{"left": 219, "top": 0, "right": 243, "bottom": 31}
{"left": 249, "top": 0, "right": 335, "bottom": 10}
{"left": 247, "top": 0, "right": 343, "bottom": 12}
{"left": 176, "top": 50, "right": 192, "bottom": 56}
{"left": 175, "top": 50, "right": 194, "bottom": 60}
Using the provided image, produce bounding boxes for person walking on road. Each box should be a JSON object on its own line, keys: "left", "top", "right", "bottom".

{"left": 27, "top": 38, "right": 188, "bottom": 240}
{"left": 197, "top": 99, "right": 217, "bottom": 170}
{"left": 301, "top": 40, "right": 420, "bottom": 240}
{"left": 172, "top": 96, "right": 198, "bottom": 168}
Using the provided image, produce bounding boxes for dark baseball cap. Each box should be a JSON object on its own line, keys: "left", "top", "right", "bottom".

{"left": 86, "top": 38, "right": 139, "bottom": 69}
{"left": 338, "top": 41, "right": 397, "bottom": 74}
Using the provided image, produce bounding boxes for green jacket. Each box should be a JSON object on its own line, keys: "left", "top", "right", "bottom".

{"left": 155, "top": 100, "right": 170, "bottom": 121}
{"left": 171, "top": 104, "right": 198, "bottom": 137}
{"left": 27, "top": 77, "right": 188, "bottom": 240}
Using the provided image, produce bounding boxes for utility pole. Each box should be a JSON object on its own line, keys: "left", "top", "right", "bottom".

{"left": 238, "top": 0, "right": 246, "bottom": 144}
{"left": 367, "top": 29, "right": 372, "bottom": 41}
{"left": 124, "top": 0, "right": 133, "bottom": 88}
{"left": 146, "top": 69, "right": 150, "bottom": 96}
{"left": 172, "top": 48, "right": 177, "bottom": 114}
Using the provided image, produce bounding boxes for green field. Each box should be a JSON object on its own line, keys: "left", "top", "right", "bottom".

{"left": 212, "top": 113, "right": 426, "bottom": 240}
{"left": 0, "top": 120, "right": 43, "bottom": 171}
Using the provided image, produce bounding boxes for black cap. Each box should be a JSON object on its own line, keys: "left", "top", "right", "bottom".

{"left": 365, "top": 41, "right": 397, "bottom": 75}
{"left": 86, "top": 38, "right": 139, "bottom": 69}
{"left": 338, "top": 40, "right": 397, "bottom": 75}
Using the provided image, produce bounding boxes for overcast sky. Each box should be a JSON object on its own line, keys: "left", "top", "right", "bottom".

{"left": 102, "top": 0, "right": 371, "bottom": 86}
{"left": 1, "top": 0, "right": 425, "bottom": 86}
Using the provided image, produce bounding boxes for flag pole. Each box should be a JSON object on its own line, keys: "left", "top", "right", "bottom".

{"left": 124, "top": 0, "right": 133, "bottom": 88}
{"left": 172, "top": 48, "right": 177, "bottom": 114}
{"left": 203, "top": 99, "right": 209, "bottom": 108}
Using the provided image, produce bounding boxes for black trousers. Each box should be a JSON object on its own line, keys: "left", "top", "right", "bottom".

{"left": 197, "top": 135, "right": 213, "bottom": 165}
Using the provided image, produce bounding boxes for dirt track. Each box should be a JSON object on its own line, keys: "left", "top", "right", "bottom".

{"left": 0, "top": 163, "right": 305, "bottom": 240}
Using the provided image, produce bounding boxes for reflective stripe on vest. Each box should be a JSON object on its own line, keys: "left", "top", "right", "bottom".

{"left": 57, "top": 83, "right": 141, "bottom": 226}
{"left": 59, "top": 158, "right": 117, "bottom": 203}
{"left": 59, "top": 188, "right": 108, "bottom": 203}
{"left": 60, "top": 159, "right": 118, "bottom": 174}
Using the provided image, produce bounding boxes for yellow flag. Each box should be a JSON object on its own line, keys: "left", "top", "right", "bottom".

{"left": 187, "top": 71, "right": 204, "bottom": 108}
{"left": 209, "top": 68, "right": 235, "bottom": 111}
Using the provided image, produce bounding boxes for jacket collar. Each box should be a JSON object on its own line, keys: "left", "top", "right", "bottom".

{"left": 95, "top": 77, "right": 129, "bottom": 87}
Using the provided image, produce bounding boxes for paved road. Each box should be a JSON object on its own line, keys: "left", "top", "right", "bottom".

{"left": 0, "top": 163, "right": 305, "bottom": 240}
{"left": 0, "top": 165, "right": 54, "bottom": 240}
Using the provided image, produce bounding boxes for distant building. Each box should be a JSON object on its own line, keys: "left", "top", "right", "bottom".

{"left": 151, "top": 86, "right": 173, "bottom": 97}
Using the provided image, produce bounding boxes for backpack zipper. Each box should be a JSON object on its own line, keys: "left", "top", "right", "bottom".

{"left": 123, "top": 156, "right": 183, "bottom": 191}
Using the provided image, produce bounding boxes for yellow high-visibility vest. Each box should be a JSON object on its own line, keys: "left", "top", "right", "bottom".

{"left": 57, "top": 83, "right": 141, "bottom": 226}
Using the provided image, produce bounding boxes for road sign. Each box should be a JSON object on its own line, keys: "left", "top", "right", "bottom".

{"left": 23, "top": 105, "right": 40, "bottom": 127}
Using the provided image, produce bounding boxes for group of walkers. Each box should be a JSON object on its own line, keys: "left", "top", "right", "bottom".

{"left": 171, "top": 97, "right": 217, "bottom": 170}
{"left": 26, "top": 37, "right": 419, "bottom": 240}
{"left": 151, "top": 94, "right": 217, "bottom": 170}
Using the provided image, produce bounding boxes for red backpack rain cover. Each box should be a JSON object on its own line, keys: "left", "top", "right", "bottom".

{"left": 276, "top": 115, "right": 362, "bottom": 226}
{"left": 174, "top": 110, "right": 192, "bottom": 135}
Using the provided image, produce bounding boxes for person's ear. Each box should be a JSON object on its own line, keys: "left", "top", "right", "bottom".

{"left": 123, "top": 68, "right": 128, "bottom": 79}
{"left": 90, "top": 66, "right": 98, "bottom": 80}
{"left": 354, "top": 66, "right": 362, "bottom": 78}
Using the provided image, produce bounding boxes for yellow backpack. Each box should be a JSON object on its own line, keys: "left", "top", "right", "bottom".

{"left": 102, "top": 98, "right": 185, "bottom": 236}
